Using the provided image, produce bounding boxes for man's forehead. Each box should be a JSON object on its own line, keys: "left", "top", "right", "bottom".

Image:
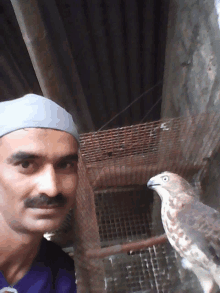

{"left": 0, "top": 128, "right": 78, "bottom": 157}
{"left": 2, "top": 127, "right": 74, "bottom": 139}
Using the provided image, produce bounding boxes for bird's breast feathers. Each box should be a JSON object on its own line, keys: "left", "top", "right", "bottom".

{"left": 148, "top": 172, "right": 220, "bottom": 269}
{"left": 162, "top": 202, "right": 191, "bottom": 256}
{"left": 161, "top": 202, "right": 211, "bottom": 267}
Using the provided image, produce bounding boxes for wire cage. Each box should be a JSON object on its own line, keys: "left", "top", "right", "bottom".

{"left": 52, "top": 112, "right": 220, "bottom": 293}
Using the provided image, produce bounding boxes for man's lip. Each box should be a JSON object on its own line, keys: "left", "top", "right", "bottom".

{"left": 30, "top": 205, "right": 63, "bottom": 209}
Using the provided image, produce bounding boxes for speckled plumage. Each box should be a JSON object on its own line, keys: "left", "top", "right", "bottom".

{"left": 147, "top": 171, "right": 220, "bottom": 293}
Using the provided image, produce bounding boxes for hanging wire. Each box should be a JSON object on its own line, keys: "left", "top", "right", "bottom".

{"left": 140, "top": 96, "right": 162, "bottom": 123}
{"left": 98, "top": 80, "right": 162, "bottom": 131}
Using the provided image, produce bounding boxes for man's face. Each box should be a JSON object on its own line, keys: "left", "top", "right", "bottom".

{"left": 0, "top": 128, "right": 78, "bottom": 234}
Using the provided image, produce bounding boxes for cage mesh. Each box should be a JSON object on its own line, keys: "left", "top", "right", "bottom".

{"left": 55, "top": 112, "right": 220, "bottom": 293}
{"left": 102, "top": 243, "right": 180, "bottom": 293}
{"left": 95, "top": 187, "right": 153, "bottom": 246}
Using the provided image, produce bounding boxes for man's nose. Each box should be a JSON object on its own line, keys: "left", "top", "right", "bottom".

{"left": 37, "top": 165, "right": 59, "bottom": 197}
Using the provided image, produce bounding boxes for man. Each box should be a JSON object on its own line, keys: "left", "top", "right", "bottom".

{"left": 0, "top": 94, "right": 79, "bottom": 292}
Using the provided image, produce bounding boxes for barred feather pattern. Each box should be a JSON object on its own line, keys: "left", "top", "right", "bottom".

{"left": 147, "top": 171, "right": 220, "bottom": 293}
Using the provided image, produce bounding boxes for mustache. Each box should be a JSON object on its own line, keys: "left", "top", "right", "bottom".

{"left": 24, "top": 193, "right": 67, "bottom": 208}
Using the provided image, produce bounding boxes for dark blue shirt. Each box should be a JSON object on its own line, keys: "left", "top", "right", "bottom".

{"left": 0, "top": 238, "right": 77, "bottom": 292}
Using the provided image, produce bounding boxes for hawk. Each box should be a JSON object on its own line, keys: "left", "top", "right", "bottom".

{"left": 147, "top": 171, "right": 220, "bottom": 293}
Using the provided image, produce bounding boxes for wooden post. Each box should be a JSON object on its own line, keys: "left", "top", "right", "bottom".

{"left": 73, "top": 154, "right": 106, "bottom": 293}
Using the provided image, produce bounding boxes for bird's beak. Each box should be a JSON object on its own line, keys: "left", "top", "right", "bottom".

{"left": 147, "top": 179, "right": 154, "bottom": 189}
{"left": 147, "top": 177, "right": 160, "bottom": 189}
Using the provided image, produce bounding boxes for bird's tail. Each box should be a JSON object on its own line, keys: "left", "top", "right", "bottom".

{"left": 189, "top": 264, "right": 216, "bottom": 293}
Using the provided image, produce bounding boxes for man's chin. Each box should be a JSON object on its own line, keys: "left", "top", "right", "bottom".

{"left": 33, "top": 217, "right": 65, "bottom": 233}
{"left": 8, "top": 217, "right": 65, "bottom": 235}
{"left": 28, "top": 226, "right": 60, "bottom": 236}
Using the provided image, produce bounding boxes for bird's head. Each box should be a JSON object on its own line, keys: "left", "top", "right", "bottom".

{"left": 147, "top": 171, "right": 195, "bottom": 203}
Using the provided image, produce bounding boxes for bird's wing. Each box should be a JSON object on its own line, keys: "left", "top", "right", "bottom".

{"left": 177, "top": 199, "right": 220, "bottom": 265}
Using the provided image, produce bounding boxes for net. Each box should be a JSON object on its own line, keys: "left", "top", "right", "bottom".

{"left": 55, "top": 112, "right": 220, "bottom": 292}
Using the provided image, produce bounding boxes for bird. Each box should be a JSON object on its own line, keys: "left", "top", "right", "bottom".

{"left": 147, "top": 171, "right": 220, "bottom": 293}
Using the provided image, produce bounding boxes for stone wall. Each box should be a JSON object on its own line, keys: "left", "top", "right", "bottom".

{"left": 162, "top": 0, "right": 220, "bottom": 118}
{"left": 161, "top": 0, "right": 220, "bottom": 206}
{"left": 160, "top": 2, "right": 220, "bottom": 291}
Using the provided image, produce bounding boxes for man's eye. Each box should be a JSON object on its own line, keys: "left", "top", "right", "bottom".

{"left": 59, "top": 162, "right": 73, "bottom": 169}
{"left": 21, "top": 161, "right": 31, "bottom": 169}
{"left": 17, "top": 161, "right": 36, "bottom": 173}
{"left": 58, "top": 161, "right": 76, "bottom": 170}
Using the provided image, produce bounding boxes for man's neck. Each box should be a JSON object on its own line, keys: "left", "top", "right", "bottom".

{"left": 0, "top": 220, "right": 43, "bottom": 285}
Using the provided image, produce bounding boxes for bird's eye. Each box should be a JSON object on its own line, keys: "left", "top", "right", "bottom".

{"left": 162, "top": 176, "right": 169, "bottom": 182}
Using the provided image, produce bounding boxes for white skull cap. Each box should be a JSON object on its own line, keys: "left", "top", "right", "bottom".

{"left": 0, "top": 94, "right": 80, "bottom": 144}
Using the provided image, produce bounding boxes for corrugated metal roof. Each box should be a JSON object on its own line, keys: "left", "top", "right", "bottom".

{"left": 0, "top": 0, "right": 169, "bottom": 132}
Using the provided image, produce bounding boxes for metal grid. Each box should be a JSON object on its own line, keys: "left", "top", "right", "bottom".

{"left": 80, "top": 113, "right": 220, "bottom": 191}
{"left": 94, "top": 187, "right": 179, "bottom": 292}
{"left": 65, "top": 112, "right": 220, "bottom": 293}
{"left": 103, "top": 244, "right": 179, "bottom": 293}
{"left": 95, "top": 187, "right": 153, "bottom": 246}
{"left": 94, "top": 186, "right": 204, "bottom": 293}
